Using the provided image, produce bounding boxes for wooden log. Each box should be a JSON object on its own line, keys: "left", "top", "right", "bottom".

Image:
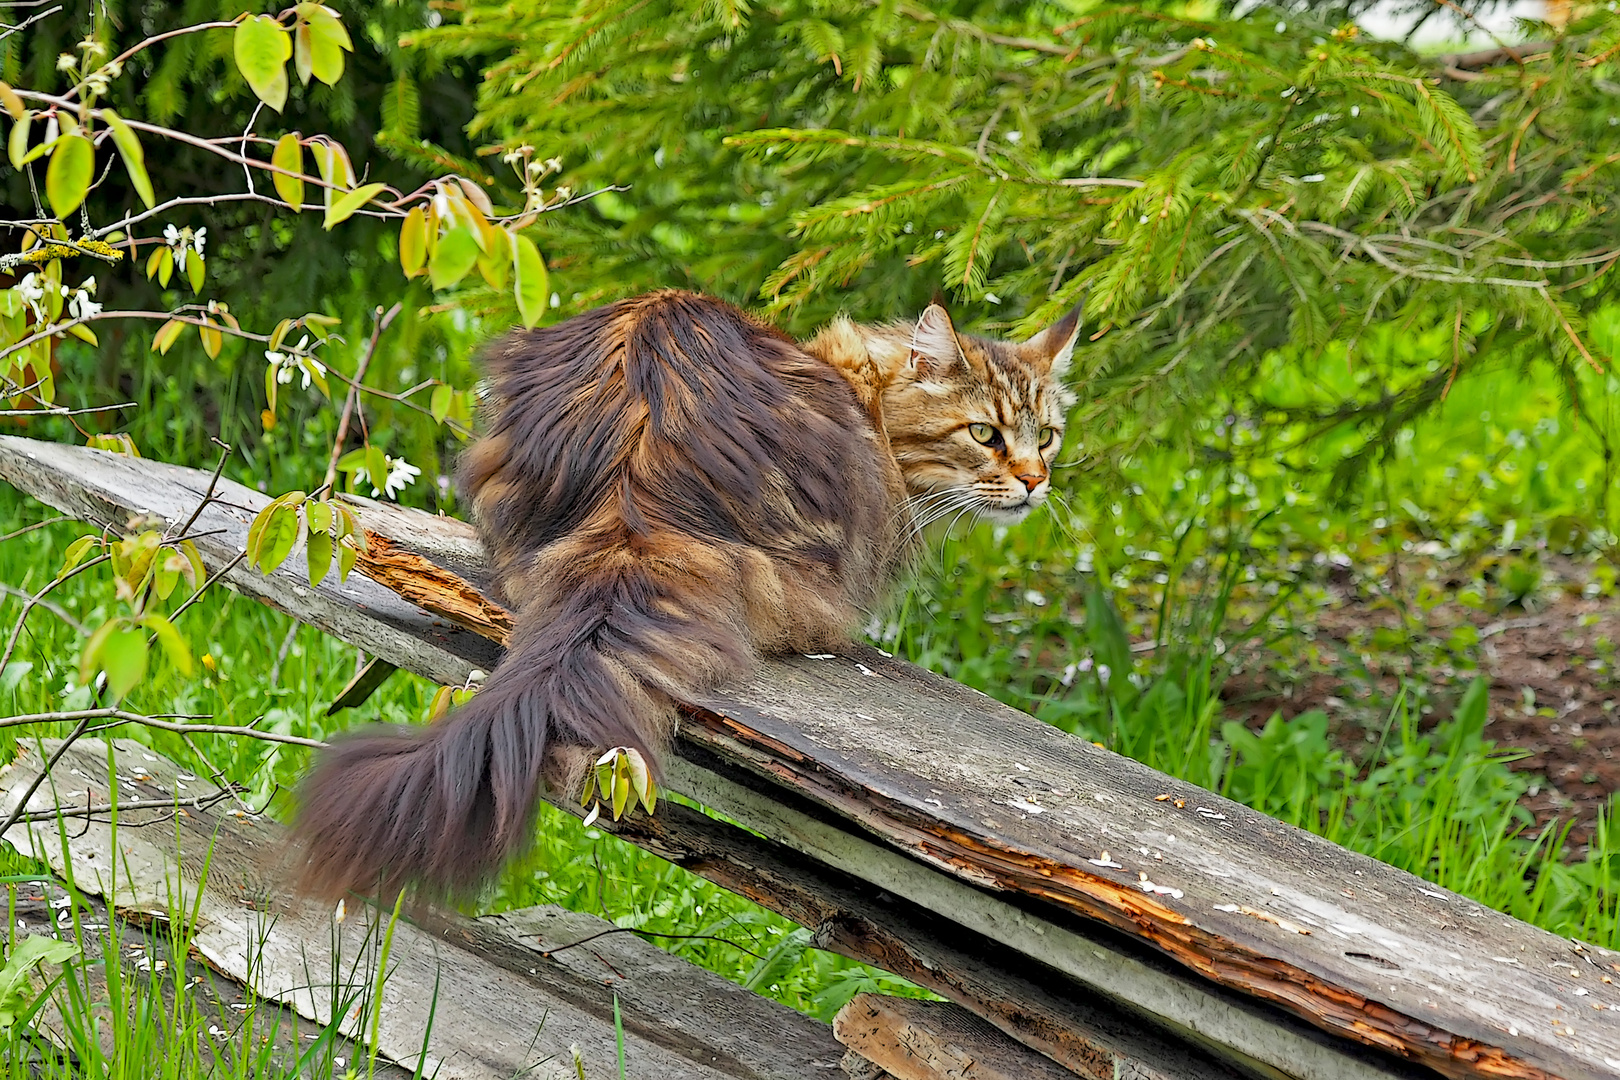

{"left": 8, "top": 877, "right": 415, "bottom": 1079}
{"left": 0, "top": 736, "right": 845, "bottom": 1080}
{"left": 832, "top": 994, "right": 1078, "bottom": 1080}
{"left": 5, "top": 435, "right": 1618, "bottom": 1080}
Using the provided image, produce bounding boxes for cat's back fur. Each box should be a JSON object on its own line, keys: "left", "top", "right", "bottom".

{"left": 293, "top": 290, "right": 905, "bottom": 897}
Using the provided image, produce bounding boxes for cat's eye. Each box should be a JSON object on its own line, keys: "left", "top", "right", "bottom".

{"left": 1039, "top": 427, "right": 1057, "bottom": 449}
{"left": 968, "top": 423, "right": 1001, "bottom": 446}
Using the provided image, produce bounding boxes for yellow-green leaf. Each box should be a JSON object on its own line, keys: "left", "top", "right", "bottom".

{"left": 324, "top": 181, "right": 387, "bottom": 229}
{"left": 186, "top": 253, "right": 205, "bottom": 293}
{"left": 57, "top": 535, "right": 98, "bottom": 580}
{"left": 140, "top": 612, "right": 193, "bottom": 677}
{"left": 67, "top": 323, "right": 98, "bottom": 345}
{"left": 306, "top": 499, "right": 332, "bottom": 534}
{"left": 512, "top": 233, "right": 549, "bottom": 329}
{"left": 45, "top": 134, "right": 94, "bottom": 217}
{"left": 430, "top": 383, "right": 453, "bottom": 424}
{"left": 101, "top": 109, "right": 154, "bottom": 210}
{"left": 428, "top": 226, "right": 479, "bottom": 290}
{"left": 337, "top": 537, "right": 358, "bottom": 581}
{"left": 271, "top": 133, "right": 304, "bottom": 210}
{"left": 7, "top": 111, "right": 30, "bottom": 169}
{"left": 155, "top": 246, "right": 174, "bottom": 288}
{"left": 0, "top": 81, "right": 23, "bottom": 120}
{"left": 79, "top": 619, "right": 120, "bottom": 685}
{"left": 255, "top": 503, "right": 301, "bottom": 574}
{"left": 234, "top": 15, "right": 292, "bottom": 112}
{"left": 179, "top": 539, "right": 205, "bottom": 590}
{"left": 306, "top": 528, "right": 332, "bottom": 585}
{"left": 198, "top": 317, "right": 222, "bottom": 358}
{"left": 99, "top": 627, "right": 148, "bottom": 699}
{"left": 399, "top": 206, "right": 427, "bottom": 277}
{"left": 152, "top": 318, "right": 185, "bottom": 355}
{"left": 295, "top": 4, "right": 353, "bottom": 87}
{"left": 268, "top": 318, "right": 294, "bottom": 353}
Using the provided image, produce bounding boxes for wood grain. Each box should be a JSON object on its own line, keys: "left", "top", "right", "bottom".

{"left": 833, "top": 994, "right": 1079, "bottom": 1080}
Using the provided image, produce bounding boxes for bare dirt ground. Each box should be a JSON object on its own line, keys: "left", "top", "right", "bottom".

{"left": 1219, "top": 561, "right": 1620, "bottom": 851}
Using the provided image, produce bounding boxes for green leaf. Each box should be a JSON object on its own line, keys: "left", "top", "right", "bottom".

{"left": 0, "top": 935, "right": 78, "bottom": 1029}
{"left": 271, "top": 133, "right": 304, "bottom": 210}
{"left": 178, "top": 539, "right": 205, "bottom": 591}
{"left": 101, "top": 109, "right": 154, "bottom": 210}
{"left": 399, "top": 206, "right": 427, "bottom": 277}
{"left": 255, "top": 503, "right": 301, "bottom": 574}
{"left": 337, "top": 537, "right": 358, "bottom": 582}
{"left": 324, "top": 181, "right": 387, "bottom": 229}
{"left": 306, "top": 499, "right": 332, "bottom": 534}
{"left": 79, "top": 619, "right": 118, "bottom": 685}
{"left": 234, "top": 15, "right": 292, "bottom": 112}
{"left": 365, "top": 444, "right": 388, "bottom": 496}
{"left": 99, "top": 627, "right": 148, "bottom": 699}
{"left": 186, "top": 253, "right": 205, "bottom": 294}
{"left": 44, "top": 134, "right": 94, "bottom": 217}
{"left": 140, "top": 612, "right": 194, "bottom": 677}
{"left": 57, "top": 535, "right": 98, "bottom": 580}
{"left": 306, "top": 528, "right": 332, "bottom": 585}
{"left": 430, "top": 383, "right": 453, "bottom": 424}
{"left": 295, "top": 3, "right": 353, "bottom": 87}
{"left": 7, "top": 111, "right": 29, "bottom": 170}
{"left": 428, "top": 226, "right": 480, "bottom": 290}
{"left": 512, "top": 233, "right": 549, "bottom": 328}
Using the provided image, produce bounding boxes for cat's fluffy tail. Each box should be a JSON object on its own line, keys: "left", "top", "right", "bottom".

{"left": 293, "top": 594, "right": 681, "bottom": 900}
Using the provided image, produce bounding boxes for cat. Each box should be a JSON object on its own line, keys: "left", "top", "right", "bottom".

{"left": 293, "top": 289, "right": 1079, "bottom": 898}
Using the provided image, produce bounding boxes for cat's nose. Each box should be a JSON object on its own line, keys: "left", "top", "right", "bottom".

{"left": 1016, "top": 473, "right": 1046, "bottom": 492}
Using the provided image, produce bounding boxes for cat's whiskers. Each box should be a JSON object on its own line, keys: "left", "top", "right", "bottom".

{"left": 907, "top": 492, "right": 983, "bottom": 542}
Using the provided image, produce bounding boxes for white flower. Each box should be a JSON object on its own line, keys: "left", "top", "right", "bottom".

{"left": 77, "top": 35, "right": 108, "bottom": 60}
{"left": 16, "top": 273, "right": 43, "bottom": 303}
{"left": 356, "top": 456, "right": 421, "bottom": 500}
{"left": 68, "top": 285, "right": 101, "bottom": 321}
{"left": 296, "top": 356, "right": 326, "bottom": 390}
{"left": 163, "top": 224, "right": 203, "bottom": 271}
{"left": 56, "top": 53, "right": 76, "bottom": 72}
{"left": 381, "top": 457, "right": 420, "bottom": 499}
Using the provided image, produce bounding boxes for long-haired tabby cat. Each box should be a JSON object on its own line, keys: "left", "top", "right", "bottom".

{"left": 295, "top": 289, "right": 1079, "bottom": 898}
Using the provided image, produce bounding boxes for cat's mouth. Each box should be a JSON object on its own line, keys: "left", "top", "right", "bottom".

{"left": 981, "top": 497, "right": 1040, "bottom": 524}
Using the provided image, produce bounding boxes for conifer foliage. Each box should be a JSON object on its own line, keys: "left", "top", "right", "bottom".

{"left": 428, "top": 2, "right": 1620, "bottom": 458}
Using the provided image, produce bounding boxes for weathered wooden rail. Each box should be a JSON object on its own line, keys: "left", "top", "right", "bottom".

{"left": 3, "top": 434, "right": 1619, "bottom": 1080}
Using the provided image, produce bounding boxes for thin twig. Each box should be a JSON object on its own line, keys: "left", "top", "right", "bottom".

{"left": 0, "top": 553, "right": 110, "bottom": 673}
{"left": 174, "top": 439, "right": 232, "bottom": 539}
{"left": 4, "top": 789, "right": 238, "bottom": 826}
{"left": 541, "top": 925, "right": 765, "bottom": 962}
{"left": 0, "top": 402, "right": 136, "bottom": 417}
{"left": 0, "top": 708, "right": 328, "bottom": 748}
{"left": 0, "top": 716, "right": 95, "bottom": 838}
{"left": 0, "top": 583, "right": 86, "bottom": 635}
{"left": 323, "top": 304, "right": 403, "bottom": 494}
{"left": 0, "top": 516, "right": 69, "bottom": 542}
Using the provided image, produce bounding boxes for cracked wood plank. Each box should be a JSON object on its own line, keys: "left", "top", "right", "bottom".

{"left": 0, "top": 737, "right": 844, "bottom": 1080}
{"left": 6, "top": 435, "right": 1616, "bottom": 1079}
{"left": 832, "top": 993, "right": 1078, "bottom": 1080}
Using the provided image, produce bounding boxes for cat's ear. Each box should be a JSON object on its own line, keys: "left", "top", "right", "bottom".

{"left": 1023, "top": 304, "right": 1083, "bottom": 380}
{"left": 909, "top": 303, "right": 962, "bottom": 376}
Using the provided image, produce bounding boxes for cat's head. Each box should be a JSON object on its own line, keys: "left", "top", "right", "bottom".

{"left": 871, "top": 303, "right": 1081, "bottom": 526}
